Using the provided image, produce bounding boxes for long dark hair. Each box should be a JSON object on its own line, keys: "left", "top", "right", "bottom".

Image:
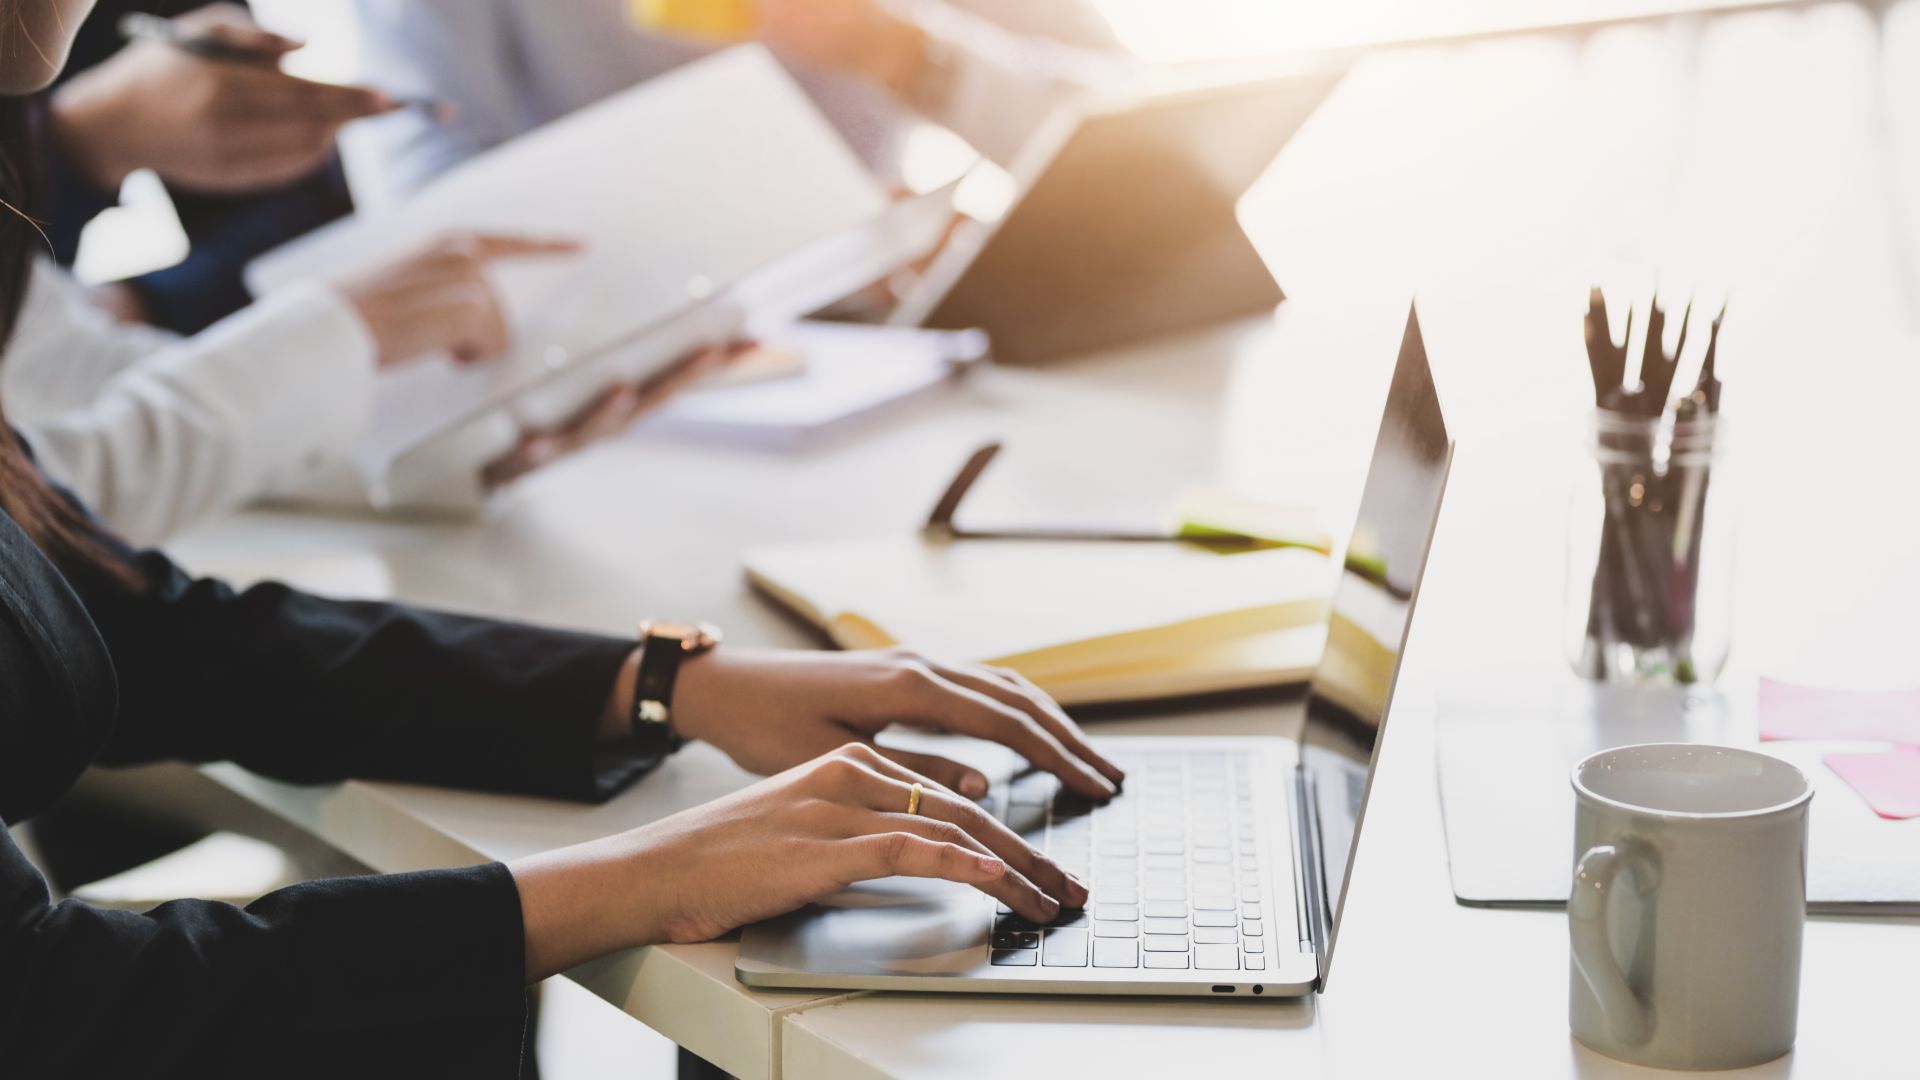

{"left": 0, "top": 94, "right": 138, "bottom": 587}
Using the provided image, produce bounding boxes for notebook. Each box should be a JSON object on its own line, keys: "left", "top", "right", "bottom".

{"left": 744, "top": 536, "right": 1333, "bottom": 705}
{"left": 246, "top": 46, "right": 951, "bottom": 500}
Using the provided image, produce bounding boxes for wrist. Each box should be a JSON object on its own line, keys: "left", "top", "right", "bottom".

{"left": 598, "top": 647, "right": 643, "bottom": 743}
{"left": 511, "top": 829, "right": 675, "bottom": 979}
{"left": 48, "top": 76, "right": 137, "bottom": 191}
{"left": 664, "top": 649, "right": 721, "bottom": 744}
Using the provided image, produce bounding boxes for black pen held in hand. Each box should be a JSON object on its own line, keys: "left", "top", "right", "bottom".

{"left": 116, "top": 12, "right": 451, "bottom": 119}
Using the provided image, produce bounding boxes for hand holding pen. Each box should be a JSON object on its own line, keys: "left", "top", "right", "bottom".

{"left": 49, "top": 6, "right": 442, "bottom": 195}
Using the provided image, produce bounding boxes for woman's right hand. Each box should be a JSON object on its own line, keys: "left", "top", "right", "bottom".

{"left": 510, "top": 743, "right": 1089, "bottom": 980}
{"left": 339, "top": 231, "right": 580, "bottom": 368}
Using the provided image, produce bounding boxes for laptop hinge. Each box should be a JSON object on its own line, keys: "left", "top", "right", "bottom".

{"left": 1294, "top": 763, "right": 1330, "bottom": 987}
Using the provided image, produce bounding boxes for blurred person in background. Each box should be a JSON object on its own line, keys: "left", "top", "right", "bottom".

{"left": 6, "top": 3, "right": 730, "bottom": 544}
{"left": 350, "top": 0, "right": 1138, "bottom": 207}
{"left": 41, "top": 1, "right": 369, "bottom": 332}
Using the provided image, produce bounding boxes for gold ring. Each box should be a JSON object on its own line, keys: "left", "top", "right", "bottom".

{"left": 906, "top": 782, "right": 923, "bottom": 816}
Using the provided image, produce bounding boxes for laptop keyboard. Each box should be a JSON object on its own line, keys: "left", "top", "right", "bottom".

{"left": 985, "top": 750, "right": 1269, "bottom": 973}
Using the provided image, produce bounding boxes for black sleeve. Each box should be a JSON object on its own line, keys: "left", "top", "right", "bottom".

{"left": 1, "top": 820, "right": 531, "bottom": 1079}
{"left": 80, "top": 545, "right": 653, "bottom": 803}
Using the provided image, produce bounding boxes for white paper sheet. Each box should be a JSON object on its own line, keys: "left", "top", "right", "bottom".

{"left": 643, "top": 321, "right": 988, "bottom": 450}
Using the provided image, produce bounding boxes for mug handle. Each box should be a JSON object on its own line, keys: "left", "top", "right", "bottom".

{"left": 1570, "top": 841, "right": 1660, "bottom": 1046}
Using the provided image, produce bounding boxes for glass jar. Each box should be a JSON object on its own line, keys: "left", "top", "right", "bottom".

{"left": 1565, "top": 408, "right": 1733, "bottom": 686}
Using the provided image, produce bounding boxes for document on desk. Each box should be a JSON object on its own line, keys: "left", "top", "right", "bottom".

{"left": 245, "top": 45, "right": 954, "bottom": 498}
{"left": 745, "top": 537, "right": 1332, "bottom": 705}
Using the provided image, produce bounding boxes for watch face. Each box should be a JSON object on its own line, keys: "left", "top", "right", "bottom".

{"left": 645, "top": 621, "right": 698, "bottom": 642}
{"left": 641, "top": 620, "right": 722, "bottom": 651}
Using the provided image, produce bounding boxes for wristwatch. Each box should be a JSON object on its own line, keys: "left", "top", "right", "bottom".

{"left": 630, "top": 619, "right": 723, "bottom": 759}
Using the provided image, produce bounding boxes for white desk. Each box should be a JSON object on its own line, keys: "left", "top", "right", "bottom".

{"left": 160, "top": 6, "right": 1920, "bottom": 1077}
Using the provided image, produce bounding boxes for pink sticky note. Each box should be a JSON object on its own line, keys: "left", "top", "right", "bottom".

{"left": 1758, "top": 678, "right": 1920, "bottom": 745}
{"left": 1825, "top": 749, "right": 1920, "bottom": 820}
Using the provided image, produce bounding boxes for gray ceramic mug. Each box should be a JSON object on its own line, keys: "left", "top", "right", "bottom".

{"left": 1569, "top": 743, "right": 1812, "bottom": 1070}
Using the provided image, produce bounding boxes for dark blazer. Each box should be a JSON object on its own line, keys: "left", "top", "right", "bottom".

{"left": 0, "top": 487, "right": 649, "bottom": 1077}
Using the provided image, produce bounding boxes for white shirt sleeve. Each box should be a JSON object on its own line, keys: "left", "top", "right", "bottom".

{"left": 1, "top": 260, "right": 179, "bottom": 417}
{"left": 3, "top": 260, "right": 380, "bottom": 544}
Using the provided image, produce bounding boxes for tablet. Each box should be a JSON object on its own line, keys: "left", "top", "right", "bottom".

{"left": 893, "top": 66, "right": 1345, "bottom": 364}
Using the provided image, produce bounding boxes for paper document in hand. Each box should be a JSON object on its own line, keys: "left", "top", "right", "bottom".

{"left": 246, "top": 46, "right": 950, "bottom": 492}
{"left": 644, "top": 321, "right": 988, "bottom": 450}
{"left": 745, "top": 537, "right": 1332, "bottom": 705}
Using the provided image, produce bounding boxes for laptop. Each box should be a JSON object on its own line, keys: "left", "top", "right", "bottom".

{"left": 737, "top": 307, "right": 1452, "bottom": 996}
{"left": 889, "top": 68, "right": 1344, "bottom": 366}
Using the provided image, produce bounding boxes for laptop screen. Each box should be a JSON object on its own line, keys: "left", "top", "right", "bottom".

{"left": 1300, "top": 306, "right": 1452, "bottom": 983}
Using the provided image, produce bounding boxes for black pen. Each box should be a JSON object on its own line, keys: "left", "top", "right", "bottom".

{"left": 116, "top": 12, "right": 450, "bottom": 117}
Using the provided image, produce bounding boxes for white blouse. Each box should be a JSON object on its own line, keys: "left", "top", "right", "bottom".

{"left": 2, "top": 259, "right": 483, "bottom": 545}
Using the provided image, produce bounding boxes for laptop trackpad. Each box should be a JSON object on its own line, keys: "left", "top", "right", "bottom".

{"left": 742, "top": 878, "right": 989, "bottom": 976}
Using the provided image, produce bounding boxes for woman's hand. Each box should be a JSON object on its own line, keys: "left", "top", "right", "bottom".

{"left": 339, "top": 231, "right": 581, "bottom": 368}
{"left": 668, "top": 646, "right": 1126, "bottom": 800}
{"left": 478, "top": 341, "right": 745, "bottom": 489}
{"left": 511, "top": 743, "right": 1090, "bottom": 979}
{"left": 49, "top": 4, "right": 395, "bottom": 192}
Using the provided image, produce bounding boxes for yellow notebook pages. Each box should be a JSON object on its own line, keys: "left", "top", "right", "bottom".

{"left": 745, "top": 536, "right": 1333, "bottom": 705}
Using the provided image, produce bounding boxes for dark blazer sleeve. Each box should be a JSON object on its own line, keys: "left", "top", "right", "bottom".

{"left": 79, "top": 545, "right": 652, "bottom": 803}
{"left": 1, "top": 822, "right": 531, "bottom": 1078}
{"left": 2, "top": 505, "right": 540, "bottom": 1077}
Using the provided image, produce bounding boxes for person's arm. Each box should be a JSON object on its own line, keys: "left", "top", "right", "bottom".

{"left": 10, "top": 233, "right": 580, "bottom": 544}
{"left": 83, "top": 542, "right": 650, "bottom": 802}
{"left": 0, "top": 821, "right": 532, "bottom": 1077}
{"left": 346, "top": 0, "right": 528, "bottom": 208}
{"left": 8, "top": 269, "right": 381, "bottom": 545}
{"left": 0, "top": 258, "right": 180, "bottom": 415}
{"left": 0, "top": 527, "right": 532, "bottom": 1075}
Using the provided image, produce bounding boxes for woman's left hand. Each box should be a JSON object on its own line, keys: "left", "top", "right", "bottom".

{"left": 669, "top": 647, "right": 1126, "bottom": 800}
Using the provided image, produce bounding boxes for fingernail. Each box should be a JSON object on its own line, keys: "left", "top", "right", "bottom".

{"left": 1065, "top": 874, "right": 1090, "bottom": 905}
{"left": 960, "top": 773, "right": 988, "bottom": 798}
{"left": 1041, "top": 896, "right": 1062, "bottom": 918}
{"left": 976, "top": 855, "right": 1005, "bottom": 877}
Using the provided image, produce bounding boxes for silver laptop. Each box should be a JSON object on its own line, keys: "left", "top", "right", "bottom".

{"left": 737, "top": 307, "right": 1452, "bottom": 997}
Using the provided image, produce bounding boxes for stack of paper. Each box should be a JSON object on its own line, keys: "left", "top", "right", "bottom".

{"left": 247, "top": 46, "right": 952, "bottom": 494}
{"left": 746, "top": 536, "right": 1332, "bottom": 705}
